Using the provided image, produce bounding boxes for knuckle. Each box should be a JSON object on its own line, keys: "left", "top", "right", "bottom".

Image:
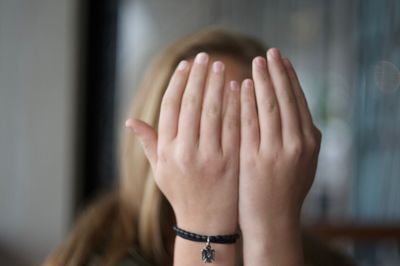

{"left": 176, "top": 155, "right": 193, "bottom": 172}
{"left": 261, "top": 145, "right": 281, "bottom": 161}
{"left": 221, "top": 146, "right": 232, "bottom": 158}
{"left": 307, "top": 137, "right": 318, "bottom": 152}
{"left": 242, "top": 155, "right": 258, "bottom": 168}
{"left": 182, "top": 94, "right": 198, "bottom": 108}
{"left": 175, "top": 145, "right": 193, "bottom": 163}
{"left": 202, "top": 154, "right": 221, "bottom": 167}
{"left": 161, "top": 97, "right": 176, "bottom": 109}
{"left": 262, "top": 97, "right": 277, "bottom": 113}
{"left": 225, "top": 115, "right": 238, "bottom": 130}
{"left": 222, "top": 147, "right": 236, "bottom": 160}
{"left": 259, "top": 72, "right": 269, "bottom": 83}
{"left": 314, "top": 127, "right": 323, "bottom": 140}
{"left": 202, "top": 143, "right": 220, "bottom": 156}
{"left": 243, "top": 115, "right": 257, "bottom": 127}
{"left": 199, "top": 155, "right": 227, "bottom": 179}
{"left": 226, "top": 158, "right": 238, "bottom": 171}
{"left": 204, "top": 105, "right": 220, "bottom": 118}
{"left": 308, "top": 127, "right": 322, "bottom": 154}
{"left": 277, "top": 65, "right": 287, "bottom": 76}
{"left": 254, "top": 71, "right": 269, "bottom": 85}
{"left": 243, "top": 93, "right": 255, "bottom": 105}
{"left": 283, "top": 92, "right": 296, "bottom": 104}
{"left": 286, "top": 138, "right": 304, "bottom": 159}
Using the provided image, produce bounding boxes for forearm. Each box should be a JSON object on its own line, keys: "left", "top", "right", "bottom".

{"left": 173, "top": 236, "right": 237, "bottom": 265}
{"left": 242, "top": 217, "right": 304, "bottom": 266}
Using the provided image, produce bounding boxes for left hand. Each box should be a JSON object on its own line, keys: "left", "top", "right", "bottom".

{"left": 238, "top": 48, "right": 322, "bottom": 264}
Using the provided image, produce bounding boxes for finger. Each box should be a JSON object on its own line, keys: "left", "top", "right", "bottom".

{"left": 267, "top": 48, "right": 302, "bottom": 145}
{"left": 125, "top": 118, "right": 157, "bottom": 170}
{"left": 158, "top": 60, "right": 190, "bottom": 146}
{"left": 282, "top": 58, "right": 315, "bottom": 138}
{"left": 252, "top": 56, "right": 282, "bottom": 150}
{"left": 240, "top": 79, "right": 260, "bottom": 151}
{"left": 178, "top": 52, "right": 209, "bottom": 144}
{"left": 222, "top": 80, "right": 230, "bottom": 116}
{"left": 222, "top": 80, "right": 240, "bottom": 155}
{"left": 200, "top": 61, "right": 225, "bottom": 151}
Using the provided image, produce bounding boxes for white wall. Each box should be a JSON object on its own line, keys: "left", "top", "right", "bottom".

{"left": 0, "top": 0, "right": 77, "bottom": 264}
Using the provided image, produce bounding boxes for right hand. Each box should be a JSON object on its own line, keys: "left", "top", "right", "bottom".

{"left": 125, "top": 52, "right": 241, "bottom": 235}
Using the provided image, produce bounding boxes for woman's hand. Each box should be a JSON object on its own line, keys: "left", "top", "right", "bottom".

{"left": 126, "top": 52, "right": 240, "bottom": 235}
{"left": 239, "top": 48, "right": 322, "bottom": 265}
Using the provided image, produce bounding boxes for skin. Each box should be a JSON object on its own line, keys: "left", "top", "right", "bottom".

{"left": 126, "top": 48, "right": 322, "bottom": 266}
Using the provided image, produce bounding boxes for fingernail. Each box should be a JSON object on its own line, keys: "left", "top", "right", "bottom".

{"left": 243, "top": 79, "right": 253, "bottom": 89}
{"left": 267, "top": 48, "right": 281, "bottom": 61}
{"left": 230, "top": 80, "right": 239, "bottom": 91}
{"left": 195, "top": 52, "right": 209, "bottom": 64}
{"left": 212, "top": 61, "right": 225, "bottom": 73}
{"left": 254, "top": 56, "right": 266, "bottom": 68}
{"left": 177, "top": 60, "right": 188, "bottom": 71}
{"left": 125, "top": 119, "right": 132, "bottom": 128}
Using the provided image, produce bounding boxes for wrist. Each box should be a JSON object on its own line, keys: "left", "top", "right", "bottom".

{"left": 241, "top": 216, "right": 304, "bottom": 266}
{"left": 172, "top": 223, "right": 240, "bottom": 265}
{"left": 176, "top": 217, "right": 238, "bottom": 235}
{"left": 175, "top": 214, "right": 238, "bottom": 236}
{"left": 241, "top": 210, "right": 301, "bottom": 237}
{"left": 242, "top": 217, "right": 301, "bottom": 245}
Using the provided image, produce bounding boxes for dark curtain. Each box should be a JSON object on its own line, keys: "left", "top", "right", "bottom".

{"left": 74, "top": 0, "right": 119, "bottom": 211}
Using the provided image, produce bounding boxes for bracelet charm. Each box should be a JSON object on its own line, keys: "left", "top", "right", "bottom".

{"left": 202, "top": 237, "right": 215, "bottom": 263}
{"left": 172, "top": 225, "right": 240, "bottom": 264}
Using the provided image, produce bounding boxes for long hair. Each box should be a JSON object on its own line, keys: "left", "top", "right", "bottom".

{"left": 45, "top": 28, "right": 266, "bottom": 266}
{"left": 44, "top": 27, "right": 355, "bottom": 266}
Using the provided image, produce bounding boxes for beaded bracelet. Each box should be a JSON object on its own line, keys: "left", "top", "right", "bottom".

{"left": 172, "top": 225, "right": 240, "bottom": 263}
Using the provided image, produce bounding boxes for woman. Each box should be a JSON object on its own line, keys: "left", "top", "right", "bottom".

{"left": 45, "top": 28, "right": 355, "bottom": 266}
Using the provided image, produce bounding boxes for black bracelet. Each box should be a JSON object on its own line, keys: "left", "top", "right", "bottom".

{"left": 173, "top": 225, "right": 240, "bottom": 243}
{"left": 172, "top": 225, "right": 240, "bottom": 263}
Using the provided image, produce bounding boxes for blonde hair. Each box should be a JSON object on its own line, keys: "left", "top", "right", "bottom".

{"left": 45, "top": 28, "right": 266, "bottom": 266}
{"left": 45, "top": 27, "right": 355, "bottom": 266}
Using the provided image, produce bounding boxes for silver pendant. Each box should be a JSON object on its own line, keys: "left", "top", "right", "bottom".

{"left": 201, "top": 237, "right": 215, "bottom": 263}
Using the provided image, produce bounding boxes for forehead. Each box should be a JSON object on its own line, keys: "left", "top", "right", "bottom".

{"left": 187, "top": 53, "right": 251, "bottom": 82}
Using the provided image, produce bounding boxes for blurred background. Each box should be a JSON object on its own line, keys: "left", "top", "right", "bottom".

{"left": 0, "top": 0, "right": 399, "bottom": 265}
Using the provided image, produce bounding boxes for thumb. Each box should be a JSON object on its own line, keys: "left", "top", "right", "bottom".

{"left": 125, "top": 118, "right": 158, "bottom": 169}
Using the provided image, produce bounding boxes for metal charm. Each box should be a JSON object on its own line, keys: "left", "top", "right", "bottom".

{"left": 201, "top": 237, "right": 215, "bottom": 263}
